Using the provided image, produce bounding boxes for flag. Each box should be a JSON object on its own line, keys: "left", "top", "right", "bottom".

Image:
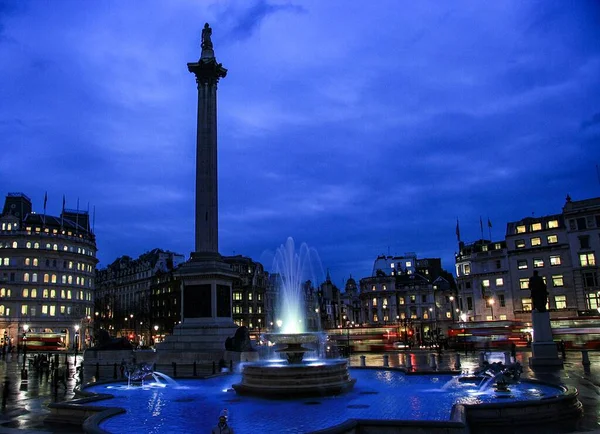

{"left": 455, "top": 219, "right": 461, "bottom": 242}
{"left": 61, "top": 195, "right": 65, "bottom": 229}
{"left": 479, "top": 216, "right": 483, "bottom": 233}
{"left": 43, "top": 192, "right": 48, "bottom": 212}
{"left": 487, "top": 218, "right": 492, "bottom": 228}
{"left": 62, "top": 195, "right": 66, "bottom": 211}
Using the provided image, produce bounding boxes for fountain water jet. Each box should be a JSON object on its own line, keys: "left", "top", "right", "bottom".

{"left": 233, "top": 238, "right": 356, "bottom": 397}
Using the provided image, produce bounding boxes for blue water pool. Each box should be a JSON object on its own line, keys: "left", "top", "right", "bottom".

{"left": 85, "top": 369, "right": 564, "bottom": 434}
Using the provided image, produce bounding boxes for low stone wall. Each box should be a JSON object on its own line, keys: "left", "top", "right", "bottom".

{"left": 460, "top": 383, "right": 583, "bottom": 433}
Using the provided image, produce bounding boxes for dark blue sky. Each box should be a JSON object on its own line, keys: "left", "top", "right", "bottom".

{"left": 1, "top": 1, "right": 599, "bottom": 287}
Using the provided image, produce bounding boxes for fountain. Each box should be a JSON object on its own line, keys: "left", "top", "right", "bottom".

{"left": 232, "top": 238, "right": 356, "bottom": 397}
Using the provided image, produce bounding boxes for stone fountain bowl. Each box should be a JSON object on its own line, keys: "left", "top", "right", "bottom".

{"left": 262, "top": 332, "right": 324, "bottom": 345}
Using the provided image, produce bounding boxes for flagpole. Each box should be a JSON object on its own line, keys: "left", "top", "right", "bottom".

{"left": 487, "top": 217, "right": 492, "bottom": 240}
{"left": 76, "top": 198, "right": 80, "bottom": 234}
{"left": 479, "top": 216, "right": 484, "bottom": 240}
{"left": 61, "top": 195, "right": 65, "bottom": 231}
{"left": 42, "top": 192, "right": 48, "bottom": 227}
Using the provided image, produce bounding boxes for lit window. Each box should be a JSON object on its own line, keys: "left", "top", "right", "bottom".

{"left": 43, "top": 274, "right": 49, "bottom": 283}
{"left": 531, "top": 222, "right": 542, "bottom": 231}
{"left": 53, "top": 244, "right": 58, "bottom": 251}
{"left": 25, "top": 258, "right": 30, "bottom": 266}
{"left": 552, "top": 275, "right": 564, "bottom": 287}
{"left": 61, "top": 289, "right": 66, "bottom": 299}
{"left": 398, "top": 297, "right": 405, "bottom": 305}
{"left": 423, "top": 312, "right": 429, "bottom": 320}
{"left": 373, "top": 314, "right": 379, "bottom": 322}
{"left": 34, "top": 243, "right": 39, "bottom": 249}
{"left": 372, "top": 298, "right": 377, "bottom": 306}
{"left": 482, "top": 279, "right": 490, "bottom": 287}
{"left": 382, "top": 284, "right": 387, "bottom": 290}
{"left": 248, "top": 293, "right": 253, "bottom": 301}
{"left": 515, "top": 240, "right": 525, "bottom": 249}
{"left": 60, "top": 306, "right": 66, "bottom": 314}
{"left": 371, "top": 285, "right": 376, "bottom": 291}
{"left": 21, "top": 305, "right": 27, "bottom": 315}
{"left": 33, "top": 258, "right": 38, "bottom": 266}
{"left": 406, "top": 261, "right": 412, "bottom": 267}
{"left": 26, "top": 242, "right": 31, "bottom": 248}
{"left": 548, "top": 220, "right": 559, "bottom": 229}
{"left": 533, "top": 258, "right": 544, "bottom": 268}
{"left": 499, "top": 314, "right": 507, "bottom": 320}
{"left": 580, "top": 253, "right": 596, "bottom": 267}
{"left": 41, "top": 305, "right": 48, "bottom": 315}
{"left": 550, "top": 255, "right": 562, "bottom": 266}
{"left": 446, "top": 312, "right": 451, "bottom": 319}
{"left": 519, "top": 278, "right": 529, "bottom": 290}
{"left": 531, "top": 237, "right": 541, "bottom": 246}
{"left": 42, "top": 289, "right": 48, "bottom": 298}
{"left": 32, "top": 273, "right": 37, "bottom": 282}
{"left": 547, "top": 235, "right": 558, "bottom": 244}
{"left": 494, "top": 243, "right": 502, "bottom": 250}
{"left": 516, "top": 225, "right": 526, "bottom": 233}
{"left": 67, "top": 290, "right": 72, "bottom": 299}
{"left": 495, "top": 278, "right": 504, "bottom": 286}
{"left": 390, "top": 263, "right": 395, "bottom": 268}
{"left": 522, "top": 298, "right": 532, "bottom": 311}
{"left": 482, "top": 245, "right": 488, "bottom": 252}
{"left": 233, "top": 293, "right": 242, "bottom": 301}
{"left": 554, "top": 295, "right": 567, "bottom": 309}
{"left": 24, "top": 273, "right": 30, "bottom": 282}
{"left": 51, "top": 274, "right": 57, "bottom": 284}
{"left": 22, "top": 288, "right": 29, "bottom": 297}
{"left": 31, "top": 288, "right": 37, "bottom": 298}
{"left": 50, "top": 305, "right": 56, "bottom": 316}
{"left": 50, "top": 289, "right": 56, "bottom": 298}
{"left": 464, "top": 264, "right": 471, "bottom": 275}
{"left": 518, "top": 260, "right": 528, "bottom": 269}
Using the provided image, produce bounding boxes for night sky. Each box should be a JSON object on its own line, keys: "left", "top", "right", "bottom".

{"left": 1, "top": 1, "right": 599, "bottom": 287}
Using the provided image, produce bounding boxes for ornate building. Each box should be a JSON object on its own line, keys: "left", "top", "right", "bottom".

{"left": 95, "top": 248, "right": 185, "bottom": 345}
{"left": 0, "top": 192, "right": 97, "bottom": 349}
{"left": 455, "top": 194, "right": 600, "bottom": 324}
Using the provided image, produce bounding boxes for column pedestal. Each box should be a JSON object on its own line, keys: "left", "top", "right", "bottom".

{"left": 529, "top": 311, "right": 563, "bottom": 368}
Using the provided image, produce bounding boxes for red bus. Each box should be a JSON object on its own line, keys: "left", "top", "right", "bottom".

{"left": 550, "top": 316, "right": 600, "bottom": 349}
{"left": 18, "top": 332, "right": 67, "bottom": 351}
{"left": 447, "top": 320, "right": 531, "bottom": 350}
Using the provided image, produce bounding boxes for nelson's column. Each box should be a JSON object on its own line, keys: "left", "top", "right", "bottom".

{"left": 156, "top": 24, "right": 240, "bottom": 360}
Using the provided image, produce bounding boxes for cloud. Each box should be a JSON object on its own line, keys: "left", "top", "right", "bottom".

{"left": 581, "top": 112, "right": 600, "bottom": 130}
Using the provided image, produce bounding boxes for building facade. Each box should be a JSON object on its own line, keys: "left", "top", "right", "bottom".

{"left": 455, "top": 195, "right": 600, "bottom": 324}
{"left": 0, "top": 192, "right": 97, "bottom": 350}
{"left": 95, "top": 248, "right": 185, "bottom": 345}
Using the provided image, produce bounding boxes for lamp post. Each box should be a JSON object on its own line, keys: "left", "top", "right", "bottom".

{"left": 153, "top": 325, "right": 159, "bottom": 345}
{"left": 22, "top": 324, "right": 29, "bottom": 360}
{"left": 395, "top": 315, "right": 400, "bottom": 343}
{"left": 74, "top": 324, "right": 80, "bottom": 357}
{"left": 488, "top": 297, "right": 495, "bottom": 320}
{"left": 449, "top": 296, "right": 455, "bottom": 322}
{"left": 257, "top": 318, "right": 262, "bottom": 337}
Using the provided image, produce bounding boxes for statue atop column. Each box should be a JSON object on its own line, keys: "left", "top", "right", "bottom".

{"left": 529, "top": 270, "right": 548, "bottom": 312}
{"left": 201, "top": 23, "right": 213, "bottom": 51}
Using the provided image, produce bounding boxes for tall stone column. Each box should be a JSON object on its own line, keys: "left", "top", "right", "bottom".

{"left": 155, "top": 24, "right": 242, "bottom": 359}
{"left": 188, "top": 33, "right": 226, "bottom": 255}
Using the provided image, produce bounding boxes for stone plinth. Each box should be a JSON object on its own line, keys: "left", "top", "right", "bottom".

{"left": 529, "top": 311, "right": 563, "bottom": 368}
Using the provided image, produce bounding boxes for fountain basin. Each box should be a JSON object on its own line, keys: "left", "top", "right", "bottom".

{"left": 232, "top": 359, "right": 356, "bottom": 397}
{"left": 78, "top": 369, "right": 580, "bottom": 434}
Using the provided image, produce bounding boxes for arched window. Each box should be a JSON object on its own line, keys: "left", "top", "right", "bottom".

{"left": 53, "top": 244, "right": 58, "bottom": 251}
{"left": 0, "top": 288, "right": 5, "bottom": 297}
{"left": 11, "top": 241, "right": 17, "bottom": 248}
{"left": 26, "top": 242, "right": 31, "bottom": 248}
{"left": 34, "top": 242, "right": 39, "bottom": 249}
{"left": 31, "top": 288, "right": 37, "bottom": 298}
{"left": 32, "top": 273, "right": 38, "bottom": 282}
{"left": 45, "top": 243, "right": 51, "bottom": 250}
{"left": 42, "top": 289, "right": 49, "bottom": 298}
{"left": 51, "top": 274, "right": 57, "bottom": 284}
{"left": 60, "top": 289, "right": 66, "bottom": 299}
{"left": 22, "top": 288, "right": 29, "bottom": 298}
{"left": 24, "top": 273, "right": 30, "bottom": 282}
{"left": 0, "top": 305, "right": 4, "bottom": 316}
{"left": 50, "top": 289, "right": 56, "bottom": 298}
{"left": 33, "top": 258, "right": 38, "bottom": 266}
{"left": 43, "top": 274, "right": 49, "bottom": 283}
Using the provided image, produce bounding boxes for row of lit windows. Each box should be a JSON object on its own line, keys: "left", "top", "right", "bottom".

{"left": 518, "top": 275, "right": 565, "bottom": 289}
{"left": 0, "top": 240, "right": 94, "bottom": 256}
{"left": 521, "top": 295, "right": 567, "bottom": 310}
{"left": 22, "top": 272, "right": 90, "bottom": 287}
{"left": 0, "top": 304, "right": 93, "bottom": 317}
{"left": 517, "top": 255, "right": 562, "bottom": 269}
{"left": 515, "top": 220, "right": 559, "bottom": 234}
{"left": 515, "top": 234, "right": 558, "bottom": 249}
{"left": 0, "top": 223, "right": 19, "bottom": 231}
{"left": 580, "top": 253, "right": 596, "bottom": 267}
{"left": 481, "top": 278, "right": 504, "bottom": 288}
{"left": 232, "top": 305, "right": 263, "bottom": 314}
{"left": 232, "top": 292, "right": 263, "bottom": 301}
{"left": 21, "top": 257, "right": 93, "bottom": 272}
{"left": 1, "top": 287, "right": 92, "bottom": 301}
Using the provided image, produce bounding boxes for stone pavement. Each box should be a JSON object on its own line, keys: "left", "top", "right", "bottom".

{"left": 0, "top": 350, "right": 598, "bottom": 433}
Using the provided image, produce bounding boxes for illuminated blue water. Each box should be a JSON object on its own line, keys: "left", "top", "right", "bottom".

{"left": 85, "top": 369, "right": 563, "bottom": 434}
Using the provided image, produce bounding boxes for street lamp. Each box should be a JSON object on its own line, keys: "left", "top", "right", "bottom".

{"left": 257, "top": 318, "right": 262, "bottom": 336}
{"left": 22, "top": 324, "right": 29, "bottom": 355}
{"left": 153, "top": 325, "right": 159, "bottom": 345}
{"left": 276, "top": 319, "right": 282, "bottom": 329}
{"left": 74, "top": 324, "right": 80, "bottom": 356}
{"left": 449, "top": 296, "right": 455, "bottom": 322}
{"left": 488, "top": 297, "right": 495, "bottom": 320}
